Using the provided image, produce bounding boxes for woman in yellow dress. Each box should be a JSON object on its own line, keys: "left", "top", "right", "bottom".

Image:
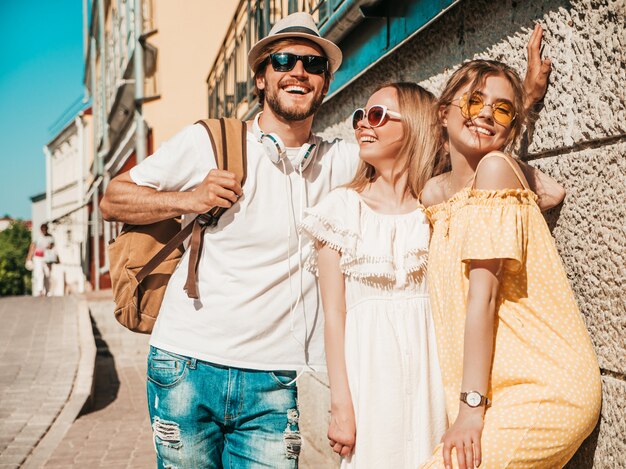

{"left": 420, "top": 60, "right": 602, "bottom": 469}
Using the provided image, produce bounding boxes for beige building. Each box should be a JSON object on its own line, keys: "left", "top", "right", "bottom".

{"left": 44, "top": 109, "right": 93, "bottom": 295}
{"left": 84, "top": 0, "right": 238, "bottom": 289}
{"left": 207, "top": 1, "right": 625, "bottom": 467}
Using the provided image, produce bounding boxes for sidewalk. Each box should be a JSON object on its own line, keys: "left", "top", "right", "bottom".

{"left": 43, "top": 297, "right": 154, "bottom": 468}
{"left": 0, "top": 296, "right": 84, "bottom": 469}
{"left": 0, "top": 294, "right": 332, "bottom": 468}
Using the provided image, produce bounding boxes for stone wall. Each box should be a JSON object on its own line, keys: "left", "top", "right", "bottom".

{"left": 299, "top": 0, "right": 625, "bottom": 467}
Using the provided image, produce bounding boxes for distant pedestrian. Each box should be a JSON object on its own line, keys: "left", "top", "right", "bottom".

{"left": 26, "top": 223, "right": 56, "bottom": 296}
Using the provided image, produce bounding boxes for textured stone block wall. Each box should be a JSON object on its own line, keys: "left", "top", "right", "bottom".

{"left": 299, "top": 0, "right": 625, "bottom": 467}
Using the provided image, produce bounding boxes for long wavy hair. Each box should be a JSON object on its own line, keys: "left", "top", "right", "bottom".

{"left": 346, "top": 82, "right": 443, "bottom": 198}
{"left": 437, "top": 60, "right": 527, "bottom": 167}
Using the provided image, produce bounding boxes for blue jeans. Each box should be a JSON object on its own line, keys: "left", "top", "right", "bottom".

{"left": 146, "top": 346, "right": 301, "bottom": 469}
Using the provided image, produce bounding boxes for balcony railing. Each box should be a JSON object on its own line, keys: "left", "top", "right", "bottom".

{"left": 207, "top": 0, "right": 461, "bottom": 119}
{"left": 207, "top": 0, "right": 340, "bottom": 119}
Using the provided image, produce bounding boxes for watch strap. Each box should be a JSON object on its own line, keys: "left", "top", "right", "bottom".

{"left": 460, "top": 391, "right": 491, "bottom": 407}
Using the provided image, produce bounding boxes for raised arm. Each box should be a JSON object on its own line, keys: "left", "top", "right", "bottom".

{"left": 317, "top": 242, "right": 356, "bottom": 458}
{"left": 100, "top": 169, "right": 242, "bottom": 225}
{"left": 518, "top": 25, "right": 565, "bottom": 211}
{"left": 523, "top": 23, "right": 552, "bottom": 111}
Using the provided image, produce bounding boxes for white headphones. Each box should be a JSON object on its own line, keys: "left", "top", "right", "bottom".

{"left": 252, "top": 112, "right": 317, "bottom": 172}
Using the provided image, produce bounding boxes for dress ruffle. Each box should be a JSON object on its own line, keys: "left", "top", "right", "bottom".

{"left": 299, "top": 188, "right": 430, "bottom": 287}
{"left": 426, "top": 188, "right": 536, "bottom": 273}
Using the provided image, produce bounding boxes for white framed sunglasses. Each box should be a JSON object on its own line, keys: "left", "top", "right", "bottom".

{"left": 351, "top": 105, "right": 402, "bottom": 129}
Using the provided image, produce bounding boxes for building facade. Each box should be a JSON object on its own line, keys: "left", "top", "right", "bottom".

{"left": 207, "top": 0, "right": 625, "bottom": 467}
{"left": 42, "top": 109, "right": 93, "bottom": 295}
{"left": 83, "top": 0, "right": 238, "bottom": 289}
{"left": 0, "top": 216, "right": 13, "bottom": 232}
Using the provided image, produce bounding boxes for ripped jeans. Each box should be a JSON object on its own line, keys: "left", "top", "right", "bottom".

{"left": 146, "top": 346, "right": 300, "bottom": 469}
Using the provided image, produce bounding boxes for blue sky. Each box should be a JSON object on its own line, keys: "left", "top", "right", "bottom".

{"left": 0, "top": 1, "right": 84, "bottom": 220}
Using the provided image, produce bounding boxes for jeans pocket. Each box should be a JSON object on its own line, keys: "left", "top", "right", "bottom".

{"left": 269, "top": 370, "right": 298, "bottom": 389}
{"left": 147, "top": 347, "right": 188, "bottom": 388}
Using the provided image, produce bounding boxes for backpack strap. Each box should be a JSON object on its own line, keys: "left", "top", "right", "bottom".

{"left": 183, "top": 118, "right": 247, "bottom": 299}
{"left": 134, "top": 221, "right": 194, "bottom": 285}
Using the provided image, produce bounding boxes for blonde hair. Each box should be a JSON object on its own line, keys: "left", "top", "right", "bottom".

{"left": 437, "top": 60, "right": 527, "bottom": 166}
{"left": 346, "top": 82, "right": 443, "bottom": 198}
{"left": 252, "top": 38, "right": 331, "bottom": 107}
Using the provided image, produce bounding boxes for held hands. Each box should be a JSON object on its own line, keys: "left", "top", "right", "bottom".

{"left": 441, "top": 407, "right": 485, "bottom": 469}
{"left": 523, "top": 23, "right": 552, "bottom": 110}
{"left": 328, "top": 407, "right": 356, "bottom": 458}
{"left": 185, "top": 169, "right": 242, "bottom": 214}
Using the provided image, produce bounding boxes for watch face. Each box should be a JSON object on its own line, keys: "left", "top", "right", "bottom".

{"left": 466, "top": 391, "right": 482, "bottom": 407}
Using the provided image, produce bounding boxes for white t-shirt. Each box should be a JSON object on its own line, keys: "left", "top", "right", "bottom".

{"left": 130, "top": 123, "right": 359, "bottom": 371}
{"left": 34, "top": 235, "right": 54, "bottom": 257}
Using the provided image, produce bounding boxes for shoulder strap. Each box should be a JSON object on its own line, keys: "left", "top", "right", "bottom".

{"left": 195, "top": 118, "right": 247, "bottom": 185}
{"left": 471, "top": 152, "right": 530, "bottom": 190}
{"left": 182, "top": 118, "right": 248, "bottom": 299}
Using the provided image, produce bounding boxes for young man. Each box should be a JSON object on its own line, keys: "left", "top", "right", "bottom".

{"left": 101, "top": 12, "right": 558, "bottom": 468}
{"left": 102, "top": 13, "right": 355, "bottom": 468}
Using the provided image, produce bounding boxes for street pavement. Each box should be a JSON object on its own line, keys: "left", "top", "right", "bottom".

{"left": 0, "top": 294, "right": 330, "bottom": 468}
{"left": 43, "top": 297, "right": 154, "bottom": 468}
{"left": 0, "top": 296, "right": 81, "bottom": 469}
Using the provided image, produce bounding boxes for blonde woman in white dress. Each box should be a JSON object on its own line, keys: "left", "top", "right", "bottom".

{"left": 300, "top": 82, "right": 448, "bottom": 468}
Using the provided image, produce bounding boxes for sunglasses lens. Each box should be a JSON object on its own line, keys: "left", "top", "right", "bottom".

{"left": 493, "top": 103, "right": 515, "bottom": 126}
{"left": 367, "top": 106, "right": 385, "bottom": 127}
{"left": 465, "top": 92, "right": 484, "bottom": 118}
{"left": 304, "top": 55, "right": 328, "bottom": 74}
{"left": 270, "top": 53, "right": 295, "bottom": 72}
{"left": 352, "top": 109, "right": 365, "bottom": 129}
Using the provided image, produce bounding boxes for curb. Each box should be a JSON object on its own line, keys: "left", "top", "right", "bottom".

{"left": 22, "top": 297, "right": 97, "bottom": 468}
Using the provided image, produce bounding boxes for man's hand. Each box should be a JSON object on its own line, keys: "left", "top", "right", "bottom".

{"left": 328, "top": 407, "right": 356, "bottom": 458}
{"left": 185, "top": 169, "right": 242, "bottom": 214}
{"left": 523, "top": 23, "right": 552, "bottom": 111}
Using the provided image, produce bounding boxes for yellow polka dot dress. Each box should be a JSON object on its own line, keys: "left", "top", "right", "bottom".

{"left": 421, "top": 179, "right": 601, "bottom": 468}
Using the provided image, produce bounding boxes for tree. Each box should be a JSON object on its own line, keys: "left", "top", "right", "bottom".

{"left": 0, "top": 221, "right": 32, "bottom": 296}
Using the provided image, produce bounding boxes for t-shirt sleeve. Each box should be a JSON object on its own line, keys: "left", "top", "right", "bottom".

{"left": 326, "top": 139, "right": 359, "bottom": 189}
{"left": 129, "top": 123, "right": 217, "bottom": 192}
{"left": 460, "top": 191, "right": 529, "bottom": 273}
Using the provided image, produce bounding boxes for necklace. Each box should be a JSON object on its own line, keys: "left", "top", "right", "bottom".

{"left": 445, "top": 172, "right": 475, "bottom": 200}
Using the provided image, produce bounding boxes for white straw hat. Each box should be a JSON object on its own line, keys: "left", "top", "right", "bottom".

{"left": 248, "top": 12, "right": 342, "bottom": 73}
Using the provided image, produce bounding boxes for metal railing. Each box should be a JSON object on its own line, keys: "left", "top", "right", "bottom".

{"left": 207, "top": 0, "right": 341, "bottom": 119}
{"left": 105, "top": 0, "right": 155, "bottom": 117}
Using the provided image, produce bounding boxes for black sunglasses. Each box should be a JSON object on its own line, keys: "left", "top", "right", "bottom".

{"left": 269, "top": 53, "right": 329, "bottom": 75}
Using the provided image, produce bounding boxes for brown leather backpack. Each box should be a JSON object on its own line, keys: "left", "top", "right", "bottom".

{"left": 108, "top": 118, "right": 247, "bottom": 333}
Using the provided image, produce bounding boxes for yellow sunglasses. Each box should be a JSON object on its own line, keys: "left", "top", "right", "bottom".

{"left": 451, "top": 92, "right": 516, "bottom": 127}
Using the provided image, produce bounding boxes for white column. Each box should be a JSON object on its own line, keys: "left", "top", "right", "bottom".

{"left": 76, "top": 114, "right": 86, "bottom": 293}
{"left": 44, "top": 145, "right": 52, "bottom": 222}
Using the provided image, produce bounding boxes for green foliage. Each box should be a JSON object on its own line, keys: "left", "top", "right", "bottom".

{"left": 0, "top": 221, "right": 32, "bottom": 296}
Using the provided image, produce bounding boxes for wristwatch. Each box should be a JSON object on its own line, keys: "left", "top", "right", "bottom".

{"left": 460, "top": 391, "right": 490, "bottom": 408}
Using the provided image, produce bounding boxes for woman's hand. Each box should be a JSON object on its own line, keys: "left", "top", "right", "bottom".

{"left": 441, "top": 407, "right": 484, "bottom": 469}
{"left": 328, "top": 406, "right": 356, "bottom": 458}
{"left": 523, "top": 23, "right": 552, "bottom": 110}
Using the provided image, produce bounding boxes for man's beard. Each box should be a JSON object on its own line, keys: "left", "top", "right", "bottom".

{"left": 265, "top": 86, "right": 325, "bottom": 121}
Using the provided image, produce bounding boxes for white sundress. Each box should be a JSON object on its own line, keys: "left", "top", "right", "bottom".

{"left": 300, "top": 188, "right": 448, "bottom": 468}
